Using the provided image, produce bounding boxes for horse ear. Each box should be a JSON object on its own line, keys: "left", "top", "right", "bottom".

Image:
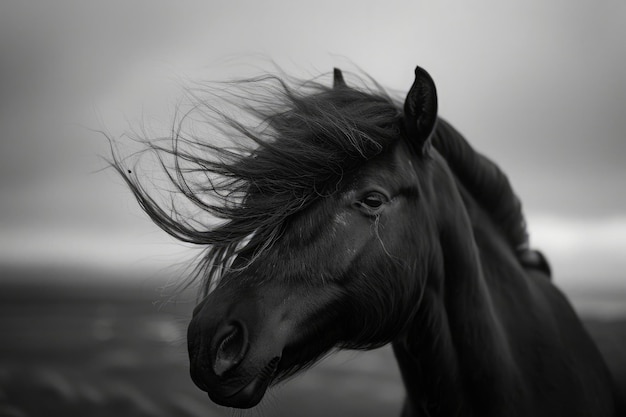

{"left": 333, "top": 68, "right": 347, "bottom": 88}
{"left": 404, "top": 66, "right": 438, "bottom": 154}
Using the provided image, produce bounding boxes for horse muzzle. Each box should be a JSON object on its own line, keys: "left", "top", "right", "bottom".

{"left": 187, "top": 293, "right": 287, "bottom": 408}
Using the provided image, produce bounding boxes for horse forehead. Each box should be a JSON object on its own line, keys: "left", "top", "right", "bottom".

{"left": 340, "top": 144, "right": 418, "bottom": 193}
{"left": 397, "top": 152, "right": 418, "bottom": 179}
{"left": 374, "top": 141, "right": 419, "bottom": 182}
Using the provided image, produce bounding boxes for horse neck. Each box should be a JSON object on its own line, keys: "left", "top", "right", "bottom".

{"left": 392, "top": 159, "right": 524, "bottom": 416}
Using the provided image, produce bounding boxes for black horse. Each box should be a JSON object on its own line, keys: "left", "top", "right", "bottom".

{"left": 111, "top": 66, "right": 620, "bottom": 416}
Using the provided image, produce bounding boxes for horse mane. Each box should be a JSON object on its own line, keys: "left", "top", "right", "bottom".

{"left": 431, "top": 118, "right": 529, "bottom": 254}
{"left": 108, "top": 72, "right": 402, "bottom": 296}
{"left": 108, "top": 70, "right": 532, "bottom": 295}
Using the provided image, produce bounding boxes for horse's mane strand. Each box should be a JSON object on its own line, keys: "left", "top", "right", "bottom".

{"left": 108, "top": 72, "right": 402, "bottom": 296}
{"left": 432, "top": 118, "right": 529, "bottom": 253}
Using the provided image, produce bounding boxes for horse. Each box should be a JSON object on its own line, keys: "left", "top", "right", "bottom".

{"left": 110, "top": 65, "right": 621, "bottom": 416}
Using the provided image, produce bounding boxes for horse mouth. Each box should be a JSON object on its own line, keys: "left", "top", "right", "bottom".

{"left": 208, "top": 356, "right": 281, "bottom": 409}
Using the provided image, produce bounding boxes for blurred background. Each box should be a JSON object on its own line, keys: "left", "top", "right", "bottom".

{"left": 0, "top": 1, "right": 624, "bottom": 416}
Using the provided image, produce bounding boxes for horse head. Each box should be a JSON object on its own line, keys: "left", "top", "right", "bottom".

{"left": 186, "top": 66, "right": 439, "bottom": 408}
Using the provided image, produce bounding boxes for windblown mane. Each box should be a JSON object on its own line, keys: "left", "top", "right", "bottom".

{"left": 108, "top": 70, "right": 530, "bottom": 295}
{"left": 108, "top": 72, "right": 402, "bottom": 296}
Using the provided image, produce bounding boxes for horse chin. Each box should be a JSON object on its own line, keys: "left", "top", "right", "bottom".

{"left": 208, "top": 374, "right": 271, "bottom": 409}
{"left": 207, "top": 356, "right": 281, "bottom": 409}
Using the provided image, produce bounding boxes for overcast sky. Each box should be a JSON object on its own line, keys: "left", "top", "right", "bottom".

{"left": 0, "top": 1, "right": 625, "bottom": 290}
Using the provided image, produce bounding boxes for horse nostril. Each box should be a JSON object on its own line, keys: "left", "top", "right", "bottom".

{"left": 213, "top": 321, "right": 248, "bottom": 377}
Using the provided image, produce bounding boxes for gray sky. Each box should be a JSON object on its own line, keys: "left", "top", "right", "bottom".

{"left": 0, "top": 1, "right": 625, "bottom": 289}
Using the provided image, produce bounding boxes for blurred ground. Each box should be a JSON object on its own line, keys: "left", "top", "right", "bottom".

{"left": 0, "top": 265, "right": 404, "bottom": 417}
{"left": 0, "top": 265, "right": 624, "bottom": 417}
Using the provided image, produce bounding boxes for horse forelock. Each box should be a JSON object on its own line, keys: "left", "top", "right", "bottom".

{"left": 109, "top": 71, "right": 404, "bottom": 296}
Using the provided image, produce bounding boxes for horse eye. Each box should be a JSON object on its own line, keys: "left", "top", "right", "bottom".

{"left": 363, "top": 195, "right": 383, "bottom": 208}
{"left": 358, "top": 192, "right": 387, "bottom": 211}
